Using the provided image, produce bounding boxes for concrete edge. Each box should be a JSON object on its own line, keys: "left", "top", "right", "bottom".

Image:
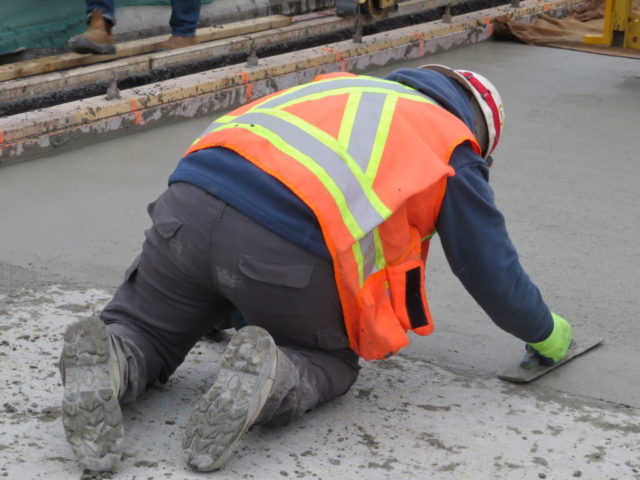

{"left": 0, "top": 0, "right": 582, "bottom": 167}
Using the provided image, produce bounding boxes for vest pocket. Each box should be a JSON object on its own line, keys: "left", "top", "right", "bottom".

{"left": 356, "top": 269, "right": 410, "bottom": 361}
{"left": 386, "top": 258, "right": 432, "bottom": 334}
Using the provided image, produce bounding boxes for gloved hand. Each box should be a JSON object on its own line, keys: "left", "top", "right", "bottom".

{"left": 526, "top": 313, "right": 572, "bottom": 365}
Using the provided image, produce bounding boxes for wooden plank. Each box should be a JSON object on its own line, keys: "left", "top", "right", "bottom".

{"left": 0, "top": 0, "right": 451, "bottom": 103}
{"left": 0, "top": 15, "right": 292, "bottom": 82}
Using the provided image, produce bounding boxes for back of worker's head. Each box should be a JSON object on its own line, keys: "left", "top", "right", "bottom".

{"left": 419, "top": 65, "right": 505, "bottom": 166}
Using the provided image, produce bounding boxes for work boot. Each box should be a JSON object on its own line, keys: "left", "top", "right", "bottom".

{"left": 61, "top": 317, "right": 125, "bottom": 472}
{"left": 67, "top": 10, "right": 116, "bottom": 55}
{"left": 182, "top": 326, "right": 278, "bottom": 471}
{"left": 155, "top": 35, "right": 199, "bottom": 51}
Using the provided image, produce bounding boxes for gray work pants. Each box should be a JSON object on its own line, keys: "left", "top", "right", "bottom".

{"left": 101, "top": 182, "right": 360, "bottom": 425}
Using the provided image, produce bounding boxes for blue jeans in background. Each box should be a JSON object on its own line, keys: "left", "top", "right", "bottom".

{"left": 86, "top": 0, "right": 201, "bottom": 37}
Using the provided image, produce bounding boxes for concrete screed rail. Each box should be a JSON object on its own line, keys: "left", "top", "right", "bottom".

{"left": 1, "top": 7, "right": 640, "bottom": 480}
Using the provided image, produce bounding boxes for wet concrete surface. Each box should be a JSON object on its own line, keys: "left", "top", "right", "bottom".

{"left": 1, "top": 41, "right": 640, "bottom": 478}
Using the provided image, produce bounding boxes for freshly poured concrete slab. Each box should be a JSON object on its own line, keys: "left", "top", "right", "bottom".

{"left": 1, "top": 42, "right": 639, "bottom": 478}
{"left": 1, "top": 287, "right": 638, "bottom": 479}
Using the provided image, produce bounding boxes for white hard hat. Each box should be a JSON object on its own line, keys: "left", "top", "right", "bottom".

{"left": 419, "top": 64, "right": 505, "bottom": 163}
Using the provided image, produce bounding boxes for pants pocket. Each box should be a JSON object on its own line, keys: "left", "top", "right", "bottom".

{"left": 149, "top": 201, "right": 184, "bottom": 239}
{"left": 238, "top": 254, "right": 314, "bottom": 289}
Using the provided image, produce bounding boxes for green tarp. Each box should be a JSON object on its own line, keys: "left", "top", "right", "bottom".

{"left": 0, "top": 0, "right": 211, "bottom": 56}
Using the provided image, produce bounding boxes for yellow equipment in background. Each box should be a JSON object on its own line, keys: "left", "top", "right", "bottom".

{"left": 336, "top": 0, "right": 399, "bottom": 18}
{"left": 584, "top": 0, "right": 640, "bottom": 49}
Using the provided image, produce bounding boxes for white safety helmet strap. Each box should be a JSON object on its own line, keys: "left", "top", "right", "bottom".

{"left": 418, "top": 64, "right": 505, "bottom": 162}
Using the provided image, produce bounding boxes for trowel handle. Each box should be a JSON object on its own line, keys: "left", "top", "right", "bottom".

{"left": 520, "top": 339, "right": 577, "bottom": 370}
{"left": 520, "top": 346, "right": 541, "bottom": 370}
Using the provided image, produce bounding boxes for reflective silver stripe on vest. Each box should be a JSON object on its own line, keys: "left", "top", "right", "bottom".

{"left": 193, "top": 121, "right": 224, "bottom": 140}
{"left": 360, "top": 231, "right": 379, "bottom": 278}
{"left": 235, "top": 111, "right": 385, "bottom": 236}
{"left": 347, "top": 92, "right": 387, "bottom": 172}
{"left": 258, "top": 77, "right": 427, "bottom": 110}
{"left": 203, "top": 121, "right": 228, "bottom": 135}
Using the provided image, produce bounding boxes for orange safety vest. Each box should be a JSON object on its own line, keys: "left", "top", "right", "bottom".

{"left": 184, "top": 73, "right": 480, "bottom": 360}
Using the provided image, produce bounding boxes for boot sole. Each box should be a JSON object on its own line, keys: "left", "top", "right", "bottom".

{"left": 182, "top": 326, "right": 277, "bottom": 471}
{"left": 61, "top": 318, "right": 123, "bottom": 472}
{"left": 68, "top": 37, "right": 116, "bottom": 55}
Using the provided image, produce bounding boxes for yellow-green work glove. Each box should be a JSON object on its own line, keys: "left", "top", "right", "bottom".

{"left": 526, "top": 313, "right": 572, "bottom": 365}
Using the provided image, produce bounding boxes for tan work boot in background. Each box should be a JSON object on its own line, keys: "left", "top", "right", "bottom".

{"left": 156, "top": 35, "right": 199, "bottom": 51}
{"left": 68, "top": 10, "right": 116, "bottom": 55}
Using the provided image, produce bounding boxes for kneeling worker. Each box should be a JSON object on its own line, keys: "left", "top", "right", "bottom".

{"left": 60, "top": 64, "right": 573, "bottom": 472}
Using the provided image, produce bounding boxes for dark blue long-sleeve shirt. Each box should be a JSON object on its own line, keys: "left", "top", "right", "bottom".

{"left": 169, "top": 69, "right": 553, "bottom": 343}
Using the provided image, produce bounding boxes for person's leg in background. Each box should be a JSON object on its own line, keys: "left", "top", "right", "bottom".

{"left": 183, "top": 201, "right": 361, "bottom": 471}
{"left": 156, "top": 0, "right": 201, "bottom": 51}
{"left": 60, "top": 183, "right": 236, "bottom": 471}
{"left": 68, "top": 0, "right": 117, "bottom": 54}
{"left": 85, "top": 0, "right": 116, "bottom": 23}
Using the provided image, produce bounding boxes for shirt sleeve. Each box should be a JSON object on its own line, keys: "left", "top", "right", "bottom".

{"left": 435, "top": 143, "right": 554, "bottom": 343}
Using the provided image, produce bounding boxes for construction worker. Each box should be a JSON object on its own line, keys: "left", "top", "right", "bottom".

{"left": 67, "top": 0, "right": 200, "bottom": 55}
{"left": 60, "top": 65, "right": 574, "bottom": 473}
